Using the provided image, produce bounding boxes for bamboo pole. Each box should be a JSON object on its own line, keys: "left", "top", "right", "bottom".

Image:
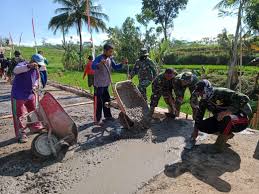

{"left": 256, "top": 95, "right": 259, "bottom": 129}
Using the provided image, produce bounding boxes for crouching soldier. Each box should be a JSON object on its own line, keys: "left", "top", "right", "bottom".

{"left": 129, "top": 48, "right": 158, "bottom": 101}
{"left": 185, "top": 80, "right": 252, "bottom": 152}
{"left": 149, "top": 69, "right": 177, "bottom": 118}
{"left": 173, "top": 71, "right": 199, "bottom": 119}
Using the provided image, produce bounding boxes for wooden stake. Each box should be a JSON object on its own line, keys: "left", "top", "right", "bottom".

{"left": 62, "top": 101, "right": 93, "bottom": 108}
{"left": 0, "top": 114, "right": 12, "bottom": 119}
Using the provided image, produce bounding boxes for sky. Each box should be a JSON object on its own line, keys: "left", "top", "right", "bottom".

{"left": 0, "top": 0, "right": 237, "bottom": 46}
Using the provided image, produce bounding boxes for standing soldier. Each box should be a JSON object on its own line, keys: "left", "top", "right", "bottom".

{"left": 7, "top": 51, "right": 24, "bottom": 83}
{"left": 173, "top": 71, "right": 199, "bottom": 119}
{"left": 0, "top": 51, "right": 4, "bottom": 64}
{"left": 185, "top": 80, "right": 252, "bottom": 152}
{"left": 129, "top": 48, "right": 158, "bottom": 101}
{"left": 149, "top": 69, "right": 178, "bottom": 118}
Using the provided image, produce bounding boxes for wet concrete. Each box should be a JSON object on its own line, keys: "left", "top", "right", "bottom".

{"left": 0, "top": 79, "right": 196, "bottom": 194}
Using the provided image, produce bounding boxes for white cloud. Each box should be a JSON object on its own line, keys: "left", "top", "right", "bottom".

{"left": 23, "top": 32, "right": 109, "bottom": 46}
{"left": 92, "top": 33, "right": 109, "bottom": 45}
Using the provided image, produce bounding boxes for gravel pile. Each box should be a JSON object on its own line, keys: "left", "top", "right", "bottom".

{"left": 115, "top": 81, "right": 149, "bottom": 128}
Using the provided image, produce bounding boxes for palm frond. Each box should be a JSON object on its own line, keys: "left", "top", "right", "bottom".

{"left": 53, "top": 0, "right": 73, "bottom": 7}
{"left": 214, "top": 0, "right": 239, "bottom": 10}
{"left": 90, "top": 11, "right": 109, "bottom": 21}
{"left": 50, "top": 0, "right": 109, "bottom": 34}
{"left": 55, "top": 7, "right": 72, "bottom": 14}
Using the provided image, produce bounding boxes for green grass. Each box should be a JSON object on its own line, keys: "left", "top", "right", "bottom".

{"left": 48, "top": 69, "right": 194, "bottom": 115}
{"left": 16, "top": 46, "right": 258, "bottom": 116}
{"left": 162, "top": 64, "right": 259, "bottom": 73}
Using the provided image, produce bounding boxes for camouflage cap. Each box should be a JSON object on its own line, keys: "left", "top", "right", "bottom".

{"left": 14, "top": 50, "right": 21, "bottom": 57}
{"left": 139, "top": 48, "right": 149, "bottom": 56}
{"left": 180, "top": 72, "right": 193, "bottom": 81}
{"left": 165, "top": 68, "right": 177, "bottom": 75}
{"left": 194, "top": 79, "right": 213, "bottom": 99}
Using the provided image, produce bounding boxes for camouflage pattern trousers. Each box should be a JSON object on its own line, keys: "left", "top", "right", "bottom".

{"left": 138, "top": 80, "right": 152, "bottom": 101}
{"left": 175, "top": 97, "right": 198, "bottom": 119}
{"left": 150, "top": 92, "right": 176, "bottom": 114}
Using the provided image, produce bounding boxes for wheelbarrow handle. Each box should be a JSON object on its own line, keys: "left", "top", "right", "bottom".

{"left": 103, "top": 64, "right": 131, "bottom": 129}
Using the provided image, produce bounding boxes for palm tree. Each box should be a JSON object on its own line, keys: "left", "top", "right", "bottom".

{"left": 49, "top": 0, "right": 109, "bottom": 69}
{"left": 49, "top": 15, "right": 70, "bottom": 48}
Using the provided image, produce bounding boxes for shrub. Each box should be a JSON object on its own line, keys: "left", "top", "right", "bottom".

{"left": 164, "top": 53, "right": 254, "bottom": 66}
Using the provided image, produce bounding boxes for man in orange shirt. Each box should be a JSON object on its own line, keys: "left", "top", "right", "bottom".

{"left": 83, "top": 55, "right": 94, "bottom": 93}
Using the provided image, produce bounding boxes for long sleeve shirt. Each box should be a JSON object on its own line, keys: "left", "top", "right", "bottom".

{"left": 11, "top": 61, "right": 39, "bottom": 100}
{"left": 130, "top": 58, "right": 158, "bottom": 82}
{"left": 173, "top": 73, "right": 199, "bottom": 106}
{"left": 92, "top": 54, "right": 122, "bottom": 87}
{"left": 152, "top": 73, "right": 174, "bottom": 95}
{"left": 39, "top": 58, "right": 48, "bottom": 71}
{"left": 195, "top": 87, "right": 251, "bottom": 128}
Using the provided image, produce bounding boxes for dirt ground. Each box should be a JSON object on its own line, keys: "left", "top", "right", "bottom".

{"left": 0, "top": 80, "right": 258, "bottom": 194}
{"left": 137, "top": 133, "right": 259, "bottom": 194}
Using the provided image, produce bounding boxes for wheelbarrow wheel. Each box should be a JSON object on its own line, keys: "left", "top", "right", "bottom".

{"left": 31, "top": 132, "right": 61, "bottom": 159}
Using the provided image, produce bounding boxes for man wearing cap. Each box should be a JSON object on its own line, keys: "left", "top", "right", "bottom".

{"left": 92, "top": 43, "right": 128, "bottom": 125}
{"left": 7, "top": 50, "right": 25, "bottom": 82}
{"left": 129, "top": 48, "right": 158, "bottom": 101}
{"left": 149, "top": 68, "right": 178, "bottom": 118}
{"left": 0, "top": 51, "right": 5, "bottom": 78}
{"left": 11, "top": 54, "right": 44, "bottom": 143}
{"left": 0, "top": 51, "right": 4, "bottom": 65}
{"left": 0, "top": 51, "right": 4, "bottom": 60}
{"left": 173, "top": 71, "right": 199, "bottom": 119}
{"left": 185, "top": 79, "right": 252, "bottom": 152}
{"left": 38, "top": 50, "right": 49, "bottom": 88}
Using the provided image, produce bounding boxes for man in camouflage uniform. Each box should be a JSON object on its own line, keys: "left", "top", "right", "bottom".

{"left": 129, "top": 48, "right": 158, "bottom": 101}
{"left": 149, "top": 69, "right": 178, "bottom": 118}
{"left": 7, "top": 51, "right": 25, "bottom": 82}
{"left": 173, "top": 71, "right": 199, "bottom": 119}
{"left": 185, "top": 80, "right": 252, "bottom": 152}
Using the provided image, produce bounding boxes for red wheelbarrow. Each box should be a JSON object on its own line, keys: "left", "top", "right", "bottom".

{"left": 20, "top": 92, "right": 78, "bottom": 159}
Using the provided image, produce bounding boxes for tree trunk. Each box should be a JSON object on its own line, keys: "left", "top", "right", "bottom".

{"left": 163, "top": 27, "right": 168, "bottom": 41}
{"left": 227, "top": 0, "right": 243, "bottom": 89}
{"left": 62, "top": 28, "right": 66, "bottom": 45}
{"left": 78, "top": 19, "right": 83, "bottom": 70}
{"left": 62, "top": 27, "right": 66, "bottom": 49}
{"left": 254, "top": 72, "right": 259, "bottom": 91}
{"left": 161, "top": 22, "right": 168, "bottom": 41}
